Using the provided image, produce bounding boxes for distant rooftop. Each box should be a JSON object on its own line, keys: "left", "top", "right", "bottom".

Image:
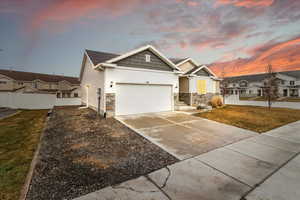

{"left": 225, "top": 69, "right": 300, "bottom": 82}
{"left": 0, "top": 69, "right": 80, "bottom": 84}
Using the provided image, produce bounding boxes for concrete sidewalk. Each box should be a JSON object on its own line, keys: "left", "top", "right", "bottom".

{"left": 74, "top": 120, "right": 300, "bottom": 200}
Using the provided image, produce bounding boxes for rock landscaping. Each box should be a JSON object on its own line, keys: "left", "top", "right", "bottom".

{"left": 26, "top": 107, "right": 178, "bottom": 200}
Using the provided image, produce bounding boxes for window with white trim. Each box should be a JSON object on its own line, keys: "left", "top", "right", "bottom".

{"left": 145, "top": 54, "right": 151, "bottom": 62}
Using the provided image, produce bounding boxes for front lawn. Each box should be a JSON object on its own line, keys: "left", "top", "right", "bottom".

{"left": 0, "top": 110, "right": 48, "bottom": 200}
{"left": 195, "top": 105, "right": 300, "bottom": 133}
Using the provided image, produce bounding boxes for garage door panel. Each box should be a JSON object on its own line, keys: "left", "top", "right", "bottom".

{"left": 116, "top": 84, "right": 172, "bottom": 115}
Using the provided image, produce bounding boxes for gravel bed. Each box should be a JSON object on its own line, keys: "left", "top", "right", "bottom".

{"left": 26, "top": 107, "right": 178, "bottom": 200}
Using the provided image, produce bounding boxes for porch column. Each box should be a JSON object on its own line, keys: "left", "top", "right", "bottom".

{"left": 287, "top": 89, "right": 290, "bottom": 97}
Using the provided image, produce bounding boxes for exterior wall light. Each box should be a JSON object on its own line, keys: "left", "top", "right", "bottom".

{"left": 110, "top": 81, "right": 113, "bottom": 88}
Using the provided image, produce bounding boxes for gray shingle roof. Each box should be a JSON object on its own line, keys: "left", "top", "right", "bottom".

{"left": 184, "top": 66, "right": 199, "bottom": 75}
{"left": 225, "top": 73, "right": 269, "bottom": 82}
{"left": 279, "top": 70, "right": 300, "bottom": 79}
{"left": 0, "top": 69, "right": 80, "bottom": 84}
{"left": 85, "top": 49, "right": 119, "bottom": 65}
{"left": 169, "top": 58, "right": 188, "bottom": 65}
{"left": 225, "top": 70, "right": 300, "bottom": 82}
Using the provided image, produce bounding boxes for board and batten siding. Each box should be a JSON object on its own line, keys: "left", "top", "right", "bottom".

{"left": 114, "top": 50, "right": 173, "bottom": 72}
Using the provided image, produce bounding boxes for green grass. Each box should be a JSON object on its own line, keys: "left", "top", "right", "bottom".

{"left": 195, "top": 105, "right": 300, "bottom": 133}
{"left": 0, "top": 110, "right": 48, "bottom": 200}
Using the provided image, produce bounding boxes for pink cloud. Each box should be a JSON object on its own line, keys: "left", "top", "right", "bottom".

{"left": 216, "top": 0, "right": 274, "bottom": 8}
{"left": 210, "top": 35, "right": 300, "bottom": 77}
{"left": 29, "top": 0, "right": 144, "bottom": 32}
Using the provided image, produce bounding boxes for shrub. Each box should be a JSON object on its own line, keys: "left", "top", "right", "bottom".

{"left": 210, "top": 96, "right": 223, "bottom": 108}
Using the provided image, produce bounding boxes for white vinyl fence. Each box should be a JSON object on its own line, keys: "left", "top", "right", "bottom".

{"left": 225, "top": 95, "right": 300, "bottom": 110}
{"left": 0, "top": 92, "right": 81, "bottom": 109}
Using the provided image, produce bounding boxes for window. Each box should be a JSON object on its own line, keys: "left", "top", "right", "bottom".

{"left": 57, "top": 93, "right": 61, "bottom": 98}
{"left": 249, "top": 90, "right": 252, "bottom": 94}
{"left": 239, "top": 81, "right": 248, "bottom": 87}
{"left": 0, "top": 81, "right": 7, "bottom": 84}
{"left": 197, "top": 80, "right": 207, "bottom": 94}
{"left": 67, "top": 93, "right": 71, "bottom": 98}
{"left": 290, "top": 81, "right": 295, "bottom": 86}
{"left": 233, "top": 83, "right": 236, "bottom": 87}
{"left": 74, "top": 93, "right": 78, "bottom": 97}
{"left": 18, "top": 82, "right": 23, "bottom": 85}
{"left": 281, "top": 80, "right": 285, "bottom": 85}
{"left": 145, "top": 54, "right": 151, "bottom": 62}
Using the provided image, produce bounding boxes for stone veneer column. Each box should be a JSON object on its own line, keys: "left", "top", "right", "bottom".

{"left": 105, "top": 93, "right": 115, "bottom": 117}
{"left": 174, "top": 93, "right": 179, "bottom": 104}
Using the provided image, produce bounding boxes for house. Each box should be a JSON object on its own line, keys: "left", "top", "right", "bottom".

{"left": 224, "top": 70, "right": 300, "bottom": 97}
{"left": 170, "top": 58, "right": 221, "bottom": 106}
{"left": 0, "top": 69, "right": 80, "bottom": 98}
{"left": 79, "top": 45, "right": 182, "bottom": 117}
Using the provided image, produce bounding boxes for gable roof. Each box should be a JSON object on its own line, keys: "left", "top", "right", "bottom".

{"left": 225, "top": 73, "right": 272, "bottom": 82}
{"left": 102, "top": 45, "right": 181, "bottom": 71}
{"left": 85, "top": 49, "right": 119, "bottom": 66}
{"left": 279, "top": 70, "right": 300, "bottom": 79}
{"left": 0, "top": 69, "right": 80, "bottom": 84}
{"left": 184, "top": 65, "right": 218, "bottom": 78}
{"left": 225, "top": 70, "right": 300, "bottom": 83}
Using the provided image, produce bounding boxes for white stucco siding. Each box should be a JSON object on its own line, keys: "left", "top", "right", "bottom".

{"left": 104, "top": 67, "right": 179, "bottom": 94}
{"left": 189, "top": 76, "right": 217, "bottom": 93}
{"left": 80, "top": 57, "right": 105, "bottom": 112}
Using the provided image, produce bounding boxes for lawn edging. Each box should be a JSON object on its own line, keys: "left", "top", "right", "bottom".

{"left": 18, "top": 113, "right": 50, "bottom": 200}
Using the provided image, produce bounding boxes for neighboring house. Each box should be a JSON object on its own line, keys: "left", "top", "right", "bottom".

{"left": 170, "top": 58, "right": 221, "bottom": 106}
{"left": 224, "top": 70, "right": 300, "bottom": 97}
{"left": 79, "top": 45, "right": 182, "bottom": 117}
{"left": 0, "top": 69, "right": 80, "bottom": 98}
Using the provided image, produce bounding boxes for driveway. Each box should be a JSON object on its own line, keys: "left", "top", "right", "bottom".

{"left": 116, "top": 112, "right": 256, "bottom": 160}
{"left": 75, "top": 120, "right": 300, "bottom": 200}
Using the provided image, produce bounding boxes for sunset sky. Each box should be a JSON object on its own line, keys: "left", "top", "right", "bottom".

{"left": 0, "top": 0, "right": 300, "bottom": 77}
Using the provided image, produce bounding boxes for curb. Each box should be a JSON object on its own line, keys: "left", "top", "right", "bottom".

{"left": 18, "top": 111, "right": 51, "bottom": 200}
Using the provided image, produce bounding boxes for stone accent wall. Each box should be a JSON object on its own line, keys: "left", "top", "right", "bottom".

{"left": 191, "top": 93, "right": 215, "bottom": 106}
{"left": 179, "top": 93, "right": 191, "bottom": 105}
{"left": 105, "top": 93, "right": 115, "bottom": 117}
{"left": 174, "top": 93, "right": 179, "bottom": 104}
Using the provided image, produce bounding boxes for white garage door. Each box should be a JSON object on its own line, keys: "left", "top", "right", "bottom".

{"left": 115, "top": 84, "right": 172, "bottom": 115}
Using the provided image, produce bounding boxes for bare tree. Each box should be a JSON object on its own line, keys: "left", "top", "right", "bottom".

{"left": 263, "top": 64, "right": 279, "bottom": 110}
{"left": 220, "top": 66, "right": 229, "bottom": 104}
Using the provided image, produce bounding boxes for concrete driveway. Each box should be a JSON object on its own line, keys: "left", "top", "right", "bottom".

{"left": 75, "top": 120, "right": 300, "bottom": 200}
{"left": 116, "top": 112, "right": 256, "bottom": 160}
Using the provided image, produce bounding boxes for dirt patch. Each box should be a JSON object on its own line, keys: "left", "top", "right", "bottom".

{"left": 26, "top": 107, "right": 178, "bottom": 200}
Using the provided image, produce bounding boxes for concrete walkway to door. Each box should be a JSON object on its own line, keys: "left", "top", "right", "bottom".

{"left": 116, "top": 112, "right": 256, "bottom": 160}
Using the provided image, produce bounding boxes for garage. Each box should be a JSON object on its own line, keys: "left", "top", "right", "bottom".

{"left": 115, "top": 83, "right": 173, "bottom": 115}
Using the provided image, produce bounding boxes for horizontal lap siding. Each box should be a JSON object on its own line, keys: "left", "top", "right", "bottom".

{"left": 114, "top": 50, "right": 173, "bottom": 71}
